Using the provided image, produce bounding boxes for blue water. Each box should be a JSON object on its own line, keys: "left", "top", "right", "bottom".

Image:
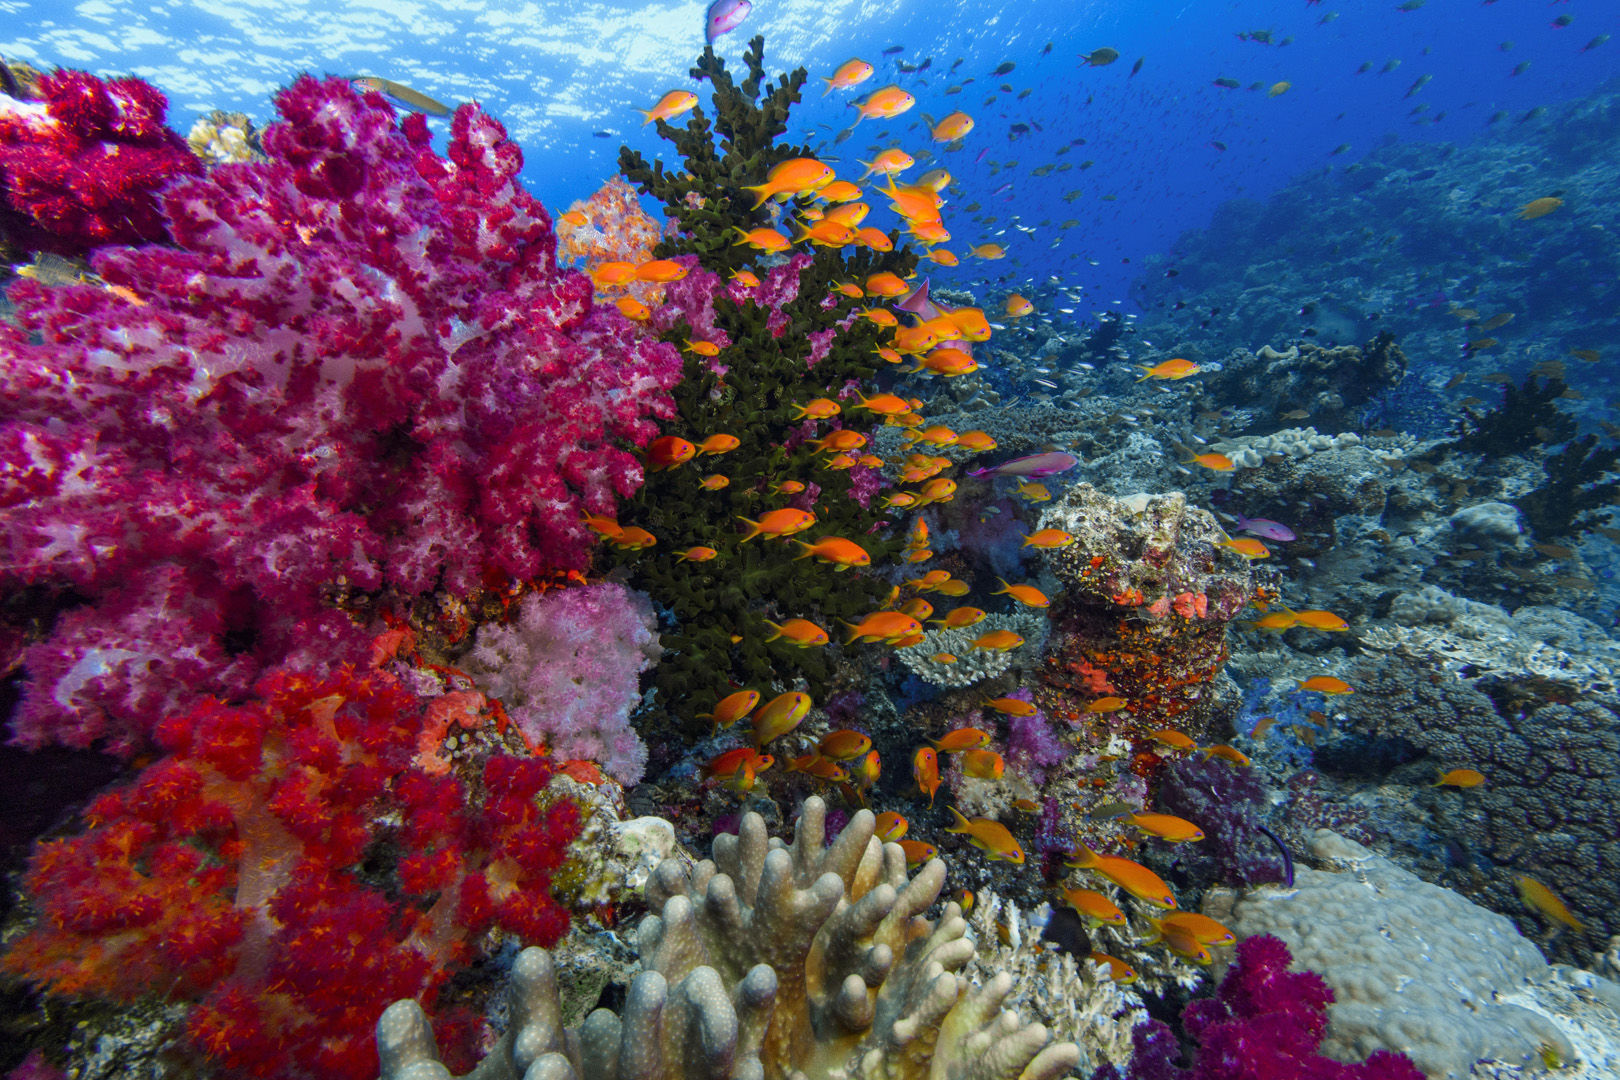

{"left": 2, "top": 0, "right": 1613, "bottom": 315}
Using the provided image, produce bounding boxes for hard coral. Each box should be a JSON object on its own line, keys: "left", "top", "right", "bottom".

{"left": 1101, "top": 935, "right": 1423, "bottom": 1080}
{"left": 0, "top": 75, "right": 680, "bottom": 755}
{"left": 376, "top": 797, "right": 1081, "bottom": 1080}
{"left": 1, "top": 651, "right": 580, "bottom": 1080}
{"left": 0, "top": 69, "right": 201, "bottom": 253}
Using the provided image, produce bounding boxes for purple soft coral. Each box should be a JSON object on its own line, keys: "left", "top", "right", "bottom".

{"left": 0, "top": 76, "right": 680, "bottom": 755}
{"left": 1096, "top": 935, "right": 1423, "bottom": 1080}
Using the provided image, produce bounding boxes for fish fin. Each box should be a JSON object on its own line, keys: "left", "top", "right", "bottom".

{"left": 946, "top": 806, "right": 970, "bottom": 830}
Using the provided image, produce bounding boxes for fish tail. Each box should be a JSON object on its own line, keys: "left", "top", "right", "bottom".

{"left": 736, "top": 515, "right": 762, "bottom": 542}
{"left": 946, "top": 806, "right": 970, "bottom": 831}
{"left": 742, "top": 183, "right": 773, "bottom": 210}
{"left": 822, "top": 78, "right": 836, "bottom": 97}
{"left": 1134, "top": 369, "right": 1152, "bottom": 382}
{"left": 791, "top": 540, "right": 815, "bottom": 560}
{"left": 638, "top": 110, "right": 654, "bottom": 126}
{"left": 840, "top": 621, "right": 863, "bottom": 646}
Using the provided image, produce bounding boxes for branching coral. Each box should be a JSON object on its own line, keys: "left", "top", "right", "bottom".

{"left": 0, "top": 75, "right": 680, "bottom": 755}
{"left": 375, "top": 797, "right": 1081, "bottom": 1080}
{"left": 1514, "top": 433, "right": 1620, "bottom": 541}
{"left": 1, "top": 646, "right": 581, "bottom": 1080}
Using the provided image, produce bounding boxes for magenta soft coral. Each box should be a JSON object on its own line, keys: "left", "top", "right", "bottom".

{"left": 0, "top": 69, "right": 201, "bottom": 252}
{"left": 1, "top": 655, "right": 581, "bottom": 1080}
{"left": 1098, "top": 935, "right": 1423, "bottom": 1080}
{"left": 0, "top": 74, "right": 680, "bottom": 754}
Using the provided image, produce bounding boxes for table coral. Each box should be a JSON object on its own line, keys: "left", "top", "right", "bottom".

{"left": 0, "top": 74, "right": 680, "bottom": 756}
{"left": 1, "top": 647, "right": 581, "bottom": 1080}
{"left": 374, "top": 796, "right": 1081, "bottom": 1080}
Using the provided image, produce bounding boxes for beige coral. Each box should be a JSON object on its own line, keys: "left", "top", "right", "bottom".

{"left": 377, "top": 797, "right": 1080, "bottom": 1080}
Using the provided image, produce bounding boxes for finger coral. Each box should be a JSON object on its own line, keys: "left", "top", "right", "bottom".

{"left": 375, "top": 796, "right": 1082, "bottom": 1080}
{"left": 1, "top": 648, "right": 581, "bottom": 1080}
{"left": 0, "top": 74, "right": 680, "bottom": 755}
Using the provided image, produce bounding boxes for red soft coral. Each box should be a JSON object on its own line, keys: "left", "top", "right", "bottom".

{"left": 0, "top": 650, "right": 581, "bottom": 1080}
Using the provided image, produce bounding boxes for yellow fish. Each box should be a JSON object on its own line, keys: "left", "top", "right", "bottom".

{"left": 641, "top": 89, "right": 699, "bottom": 125}
{"left": 1517, "top": 197, "right": 1563, "bottom": 220}
{"left": 1513, "top": 874, "right": 1583, "bottom": 931}
{"left": 1066, "top": 845, "right": 1176, "bottom": 908}
{"left": 822, "top": 58, "right": 874, "bottom": 95}
{"left": 970, "top": 629, "right": 1024, "bottom": 652}
{"left": 753, "top": 691, "right": 812, "bottom": 746}
{"left": 993, "top": 579, "right": 1049, "bottom": 608}
{"left": 859, "top": 148, "right": 914, "bottom": 180}
{"left": 1434, "top": 768, "right": 1485, "bottom": 789}
{"left": 1063, "top": 888, "right": 1126, "bottom": 926}
{"left": 851, "top": 85, "right": 916, "bottom": 124}
{"left": 985, "top": 697, "right": 1038, "bottom": 717}
{"left": 1123, "top": 812, "right": 1204, "bottom": 843}
{"left": 1136, "top": 358, "right": 1202, "bottom": 381}
{"left": 913, "top": 747, "right": 940, "bottom": 806}
{"left": 946, "top": 807, "right": 1025, "bottom": 864}
{"left": 762, "top": 618, "right": 830, "bottom": 648}
{"left": 930, "top": 111, "right": 974, "bottom": 142}
{"left": 697, "top": 689, "right": 760, "bottom": 730}
{"left": 1021, "top": 529, "right": 1076, "bottom": 549}
{"left": 874, "top": 810, "right": 908, "bottom": 842}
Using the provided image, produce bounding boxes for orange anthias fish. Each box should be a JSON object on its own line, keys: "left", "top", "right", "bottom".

{"left": 851, "top": 84, "right": 916, "bottom": 123}
{"left": 931, "top": 110, "right": 975, "bottom": 141}
{"left": 898, "top": 838, "right": 937, "bottom": 866}
{"left": 1298, "top": 675, "right": 1353, "bottom": 695}
{"left": 842, "top": 611, "right": 924, "bottom": 645}
{"left": 1150, "top": 729, "right": 1197, "bottom": 751}
{"left": 753, "top": 691, "right": 812, "bottom": 745}
{"left": 994, "top": 579, "right": 1050, "bottom": 608}
{"left": 1156, "top": 912, "right": 1236, "bottom": 946}
{"left": 697, "top": 689, "right": 760, "bottom": 730}
{"left": 818, "top": 730, "right": 873, "bottom": 760}
{"left": 1136, "top": 358, "right": 1202, "bottom": 382}
{"left": 818, "top": 180, "right": 864, "bottom": 203}
{"left": 913, "top": 747, "right": 940, "bottom": 806}
{"left": 763, "top": 617, "right": 830, "bottom": 648}
{"left": 697, "top": 433, "right": 741, "bottom": 455}
{"left": 678, "top": 545, "right": 719, "bottom": 562}
{"left": 1291, "top": 609, "right": 1350, "bottom": 632}
{"left": 794, "top": 220, "right": 857, "bottom": 247}
{"left": 793, "top": 537, "right": 871, "bottom": 570}
{"left": 1063, "top": 888, "right": 1126, "bottom": 927}
{"left": 971, "top": 629, "right": 1024, "bottom": 653}
{"left": 1088, "top": 953, "right": 1138, "bottom": 984}
{"left": 851, "top": 749, "right": 881, "bottom": 790}
{"left": 683, "top": 339, "right": 722, "bottom": 356}
{"left": 930, "top": 606, "right": 987, "bottom": 630}
{"left": 729, "top": 269, "right": 760, "bottom": 287}
{"left": 1435, "top": 767, "right": 1486, "bottom": 789}
{"left": 705, "top": 746, "right": 772, "bottom": 781}
{"left": 823, "top": 58, "right": 874, "bottom": 95}
{"left": 607, "top": 526, "right": 656, "bottom": 549}
{"left": 852, "top": 391, "right": 912, "bottom": 417}
{"left": 641, "top": 89, "right": 699, "bottom": 125}
{"left": 636, "top": 259, "right": 690, "bottom": 282}
{"left": 812, "top": 429, "right": 868, "bottom": 453}
{"left": 730, "top": 226, "right": 792, "bottom": 252}
{"left": 874, "top": 810, "right": 908, "bottom": 842}
{"left": 931, "top": 727, "right": 992, "bottom": 753}
{"left": 1087, "top": 697, "right": 1129, "bottom": 713}
{"left": 1221, "top": 537, "right": 1271, "bottom": 559}
{"left": 1124, "top": 812, "right": 1205, "bottom": 843}
{"left": 985, "top": 697, "right": 1038, "bottom": 717}
{"left": 615, "top": 296, "right": 653, "bottom": 321}
{"left": 742, "top": 157, "right": 835, "bottom": 208}
{"left": 1187, "top": 453, "right": 1236, "bottom": 472}
{"left": 968, "top": 243, "right": 1006, "bottom": 260}
{"left": 1021, "top": 529, "right": 1076, "bottom": 549}
{"left": 865, "top": 271, "right": 911, "bottom": 296}
{"left": 791, "top": 397, "right": 842, "bottom": 420}
{"left": 946, "top": 807, "right": 1024, "bottom": 864}
{"left": 700, "top": 475, "right": 729, "bottom": 492}
{"left": 787, "top": 753, "right": 847, "bottom": 781}
{"left": 1203, "top": 744, "right": 1251, "bottom": 767}
{"left": 737, "top": 508, "right": 817, "bottom": 541}
{"left": 859, "top": 148, "right": 914, "bottom": 180}
{"left": 1514, "top": 874, "right": 1584, "bottom": 931}
{"left": 1004, "top": 294, "right": 1034, "bottom": 316}
{"left": 944, "top": 306, "right": 993, "bottom": 342}
{"left": 1067, "top": 846, "right": 1176, "bottom": 908}
{"left": 960, "top": 748, "right": 1004, "bottom": 780}
{"left": 954, "top": 430, "right": 997, "bottom": 452}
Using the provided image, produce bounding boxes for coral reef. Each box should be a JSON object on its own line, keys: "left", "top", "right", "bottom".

{"left": 895, "top": 610, "right": 1048, "bottom": 688}
{"left": 1203, "top": 831, "right": 1582, "bottom": 1078}
{"left": 463, "top": 583, "right": 661, "bottom": 784}
{"left": 0, "top": 69, "right": 201, "bottom": 254}
{"left": 0, "top": 75, "right": 680, "bottom": 755}
{"left": 374, "top": 797, "right": 1080, "bottom": 1079}
{"left": 1, "top": 644, "right": 580, "bottom": 1079}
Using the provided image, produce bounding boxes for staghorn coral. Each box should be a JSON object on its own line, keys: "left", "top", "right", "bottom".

{"left": 0, "top": 75, "right": 679, "bottom": 755}
{"left": 375, "top": 796, "right": 1081, "bottom": 1080}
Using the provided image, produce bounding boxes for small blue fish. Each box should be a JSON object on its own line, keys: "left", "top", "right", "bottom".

{"left": 705, "top": 0, "right": 752, "bottom": 44}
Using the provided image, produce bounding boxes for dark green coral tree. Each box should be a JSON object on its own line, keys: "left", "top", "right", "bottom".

{"left": 615, "top": 37, "right": 921, "bottom": 733}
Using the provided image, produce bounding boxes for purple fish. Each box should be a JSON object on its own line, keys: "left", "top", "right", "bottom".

{"left": 1233, "top": 515, "right": 1296, "bottom": 541}
{"left": 895, "top": 277, "right": 942, "bottom": 320}
{"left": 705, "top": 0, "right": 751, "bottom": 44}
{"left": 967, "top": 451, "right": 1078, "bottom": 479}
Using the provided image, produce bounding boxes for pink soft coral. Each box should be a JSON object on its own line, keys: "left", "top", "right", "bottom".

{"left": 0, "top": 75, "right": 680, "bottom": 755}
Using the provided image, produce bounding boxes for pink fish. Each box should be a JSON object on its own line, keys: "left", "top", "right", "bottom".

{"left": 895, "top": 277, "right": 943, "bottom": 320}
{"left": 967, "top": 451, "right": 1078, "bottom": 479}
{"left": 705, "top": 0, "right": 751, "bottom": 43}
{"left": 1233, "top": 515, "right": 1296, "bottom": 541}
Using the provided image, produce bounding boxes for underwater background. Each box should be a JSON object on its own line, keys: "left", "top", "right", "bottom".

{"left": 1, "top": 0, "right": 1618, "bottom": 1078}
